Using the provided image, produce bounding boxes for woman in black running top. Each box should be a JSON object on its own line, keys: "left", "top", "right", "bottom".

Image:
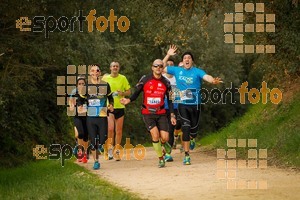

{"left": 69, "top": 75, "right": 89, "bottom": 163}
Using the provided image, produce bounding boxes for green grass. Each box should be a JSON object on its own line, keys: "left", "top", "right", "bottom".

{"left": 0, "top": 160, "right": 142, "bottom": 200}
{"left": 200, "top": 92, "right": 300, "bottom": 168}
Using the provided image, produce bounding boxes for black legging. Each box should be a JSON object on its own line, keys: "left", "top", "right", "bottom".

{"left": 74, "top": 117, "right": 88, "bottom": 142}
{"left": 177, "top": 104, "right": 201, "bottom": 141}
{"left": 87, "top": 117, "right": 108, "bottom": 150}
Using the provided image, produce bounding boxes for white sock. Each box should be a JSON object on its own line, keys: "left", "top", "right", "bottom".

{"left": 108, "top": 148, "right": 113, "bottom": 157}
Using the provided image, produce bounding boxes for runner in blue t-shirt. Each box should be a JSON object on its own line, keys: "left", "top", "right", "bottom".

{"left": 163, "top": 45, "right": 223, "bottom": 165}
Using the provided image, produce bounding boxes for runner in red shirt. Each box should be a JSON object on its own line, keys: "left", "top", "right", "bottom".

{"left": 121, "top": 59, "right": 176, "bottom": 168}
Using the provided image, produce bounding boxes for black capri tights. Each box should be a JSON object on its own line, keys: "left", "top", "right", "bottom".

{"left": 74, "top": 117, "right": 88, "bottom": 142}
{"left": 87, "top": 117, "right": 108, "bottom": 150}
{"left": 177, "top": 104, "right": 201, "bottom": 141}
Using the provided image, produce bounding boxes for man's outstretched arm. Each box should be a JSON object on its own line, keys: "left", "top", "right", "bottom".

{"left": 203, "top": 75, "right": 223, "bottom": 84}
{"left": 120, "top": 77, "right": 144, "bottom": 105}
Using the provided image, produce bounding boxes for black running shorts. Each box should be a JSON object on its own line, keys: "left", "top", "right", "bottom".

{"left": 142, "top": 114, "right": 169, "bottom": 132}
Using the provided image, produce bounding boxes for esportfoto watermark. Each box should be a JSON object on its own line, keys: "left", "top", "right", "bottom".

{"left": 169, "top": 81, "right": 282, "bottom": 105}
{"left": 217, "top": 139, "right": 268, "bottom": 190}
{"left": 16, "top": 9, "right": 130, "bottom": 38}
{"left": 224, "top": 2, "right": 276, "bottom": 53}
{"left": 56, "top": 65, "right": 116, "bottom": 116}
{"left": 33, "top": 138, "right": 146, "bottom": 167}
{"left": 56, "top": 65, "right": 283, "bottom": 116}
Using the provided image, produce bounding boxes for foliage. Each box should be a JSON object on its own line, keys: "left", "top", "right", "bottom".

{"left": 0, "top": 0, "right": 299, "bottom": 166}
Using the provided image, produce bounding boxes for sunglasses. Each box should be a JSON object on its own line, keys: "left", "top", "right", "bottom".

{"left": 153, "top": 64, "right": 163, "bottom": 68}
{"left": 78, "top": 83, "right": 85, "bottom": 85}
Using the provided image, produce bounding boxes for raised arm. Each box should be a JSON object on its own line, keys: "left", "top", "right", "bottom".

{"left": 162, "top": 45, "right": 178, "bottom": 73}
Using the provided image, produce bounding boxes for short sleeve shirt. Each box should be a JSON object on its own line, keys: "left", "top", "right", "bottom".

{"left": 102, "top": 74, "right": 131, "bottom": 109}
{"left": 167, "top": 66, "right": 206, "bottom": 105}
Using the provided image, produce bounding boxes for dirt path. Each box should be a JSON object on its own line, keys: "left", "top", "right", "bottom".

{"left": 77, "top": 147, "right": 300, "bottom": 200}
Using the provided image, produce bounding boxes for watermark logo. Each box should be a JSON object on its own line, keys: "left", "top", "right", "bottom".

{"left": 57, "top": 65, "right": 116, "bottom": 116}
{"left": 32, "top": 145, "right": 48, "bottom": 160}
{"left": 16, "top": 17, "right": 32, "bottom": 31}
{"left": 224, "top": 3, "right": 276, "bottom": 53}
{"left": 105, "top": 138, "right": 146, "bottom": 161}
{"left": 57, "top": 65, "right": 110, "bottom": 116}
{"left": 170, "top": 81, "right": 282, "bottom": 105}
{"left": 238, "top": 81, "right": 282, "bottom": 104}
{"left": 33, "top": 138, "right": 146, "bottom": 166}
{"left": 217, "top": 139, "right": 268, "bottom": 190}
{"left": 16, "top": 9, "right": 130, "bottom": 38}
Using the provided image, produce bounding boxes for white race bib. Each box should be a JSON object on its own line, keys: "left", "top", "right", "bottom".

{"left": 180, "top": 90, "right": 193, "bottom": 100}
{"left": 147, "top": 97, "right": 161, "bottom": 105}
{"left": 88, "top": 99, "right": 100, "bottom": 106}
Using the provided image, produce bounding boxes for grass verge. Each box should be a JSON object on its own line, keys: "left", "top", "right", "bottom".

{"left": 0, "top": 160, "right": 142, "bottom": 200}
{"left": 200, "top": 92, "right": 300, "bottom": 168}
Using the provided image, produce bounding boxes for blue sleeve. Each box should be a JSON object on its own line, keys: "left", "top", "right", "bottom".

{"left": 198, "top": 69, "right": 207, "bottom": 79}
{"left": 166, "top": 66, "right": 178, "bottom": 75}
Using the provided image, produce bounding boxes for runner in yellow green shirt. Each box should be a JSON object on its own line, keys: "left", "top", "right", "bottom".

{"left": 102, "top": 61, "right": 131, "bottom": 161}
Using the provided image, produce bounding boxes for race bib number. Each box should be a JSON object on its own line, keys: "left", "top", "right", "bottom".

{"left": 180, "top": 89, "right": 194, "bottom": 100}
{"left": 88, "top": 99, "right": 100, "bottom": 106}
{"left": 147, "top": 97, "right": 161, "bottom": 105}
